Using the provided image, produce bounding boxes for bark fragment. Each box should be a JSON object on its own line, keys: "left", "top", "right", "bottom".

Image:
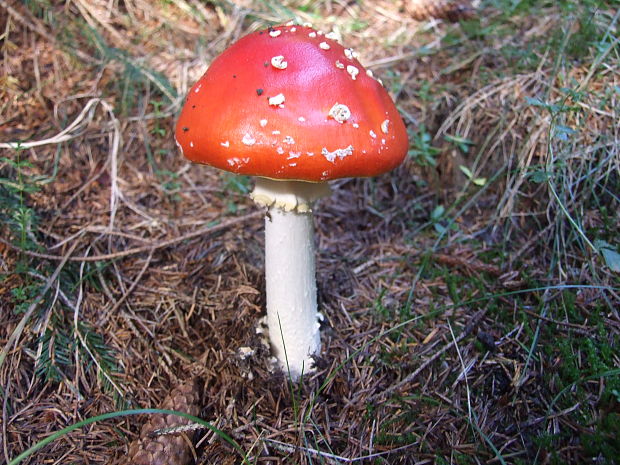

{"left": 406, "top": 0, "right": 475, "bottom": 22}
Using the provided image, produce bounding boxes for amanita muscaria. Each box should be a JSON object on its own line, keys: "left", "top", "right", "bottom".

{"left": 175, "top": 23, "right": 408, "bottom": 379}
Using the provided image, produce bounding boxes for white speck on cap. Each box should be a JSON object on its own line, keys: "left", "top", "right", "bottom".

{"left": 276, "top": 147, "right": 284, "bottom": 154}
{"left": 369, "top": 130, "right": 377, "bottom": 139}
{"left": 260, "top": 119, "right": 268, "bottom": 127}
{"left": 344, "top": 48, "right": 355, "bottom": 59}
{"left": 190, "top": 141, "right": 194, "bottom": 147}
{"left": 269, "top": 30, "right": 281, "bottom": 38}
{"left": 319, "top": 42, "right": 330, "bottom": 50}
{"left": 298, "top": 116, "right": 306, "bottom": 122}
{"left": 325, "top": 31, "right": 339, "bottom": 41}
{"left": 242, "top": 134, "right": 256, "bottom": 146}
{"left": 366, "top": 69, "right": 374, "bottom": 77}
{"left": 381, "top": 119, "right": 390, "bottom": 134}
{"left": 309, "top": 32, "right": 317, "bottom": 38}
{"left": 322, "top": 145, "right": 354, "bottom": 163}
{"left": 290, "top": 27, "right": 297, "bottom": 32}
{"left": 353, "top": 123, "right": 360, "bottom": 128}
{"left": 268, "top": 93, "right": 285, "bottom": 106}
{"left": 227, "top": 157, "right": 247, "bottom": 167}
{"left": 271, "top": 55, "right": 288, "bottom": 69}
{"left": 194, "top": 84, "right": 202, "bottom": 93}
{"left": 272, "top": 130, "right": 281, "bottom": 135}
{"left": 287, "top": 151, "right": 301, "bottom": 159}
{"left": 283, "top": 136, "right": 295, "bottom": 145}
{"left": 347, "top": 65, "right": 359, "bottom": 80}
{"left": 335, "top": 60, "right": 345, "bottom": 69}
{"left": 285, "top": 20, "right": 294, "bottom": 26}
{"left": 221, "top": 140, "right": 230, "bottom": 147}
{"left": 328, "top": 103, "right": 351, "bottom": 123}
{"left": 227, "top": 157, "right": 250, "bottom": 166}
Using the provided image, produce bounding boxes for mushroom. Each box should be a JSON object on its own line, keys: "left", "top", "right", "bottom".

{"left": 175, "top": 24, "right": 408, "bottom": 379}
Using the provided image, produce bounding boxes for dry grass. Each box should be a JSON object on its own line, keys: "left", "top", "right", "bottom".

{"left": 1, "top": 1, "right": 618, "bottom": 464}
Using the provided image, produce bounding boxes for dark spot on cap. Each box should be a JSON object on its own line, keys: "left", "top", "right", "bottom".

{"left": 256, "top": 88, "right": 264, "bottom": 96}
{"left": 192, "top": 105, "right": 196, "bottom": 109}
{"left": 182, "top": 127, "right": 189, "bottom": 132}
{"left": 264, "top": 62, "right": 269, "bottom": 67}
{"left": 233, "top": 74, "right": 237, "bottom": 78}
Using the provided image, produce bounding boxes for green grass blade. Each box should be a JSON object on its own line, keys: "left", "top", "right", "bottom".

{"left": 8, "top": 408, "right": 250, "bottom": 465}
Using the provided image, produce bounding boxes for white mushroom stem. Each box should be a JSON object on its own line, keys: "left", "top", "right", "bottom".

{"left": 251, "top": 178, "right": 331, "bottom": 378}
{"left": 265, "top": 207, "right": 318, "bottom": 377}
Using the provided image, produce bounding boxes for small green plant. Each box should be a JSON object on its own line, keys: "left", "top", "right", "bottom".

{"left": 539, "top": 293, "right": 620, "bottom": 464}
{"left": 430, "top": 204, "right": 458, "bottom": 235}
{"left": 459, "top": 165, "right": 487, "bottom": 187}
{"left": 0, "top": 155, "right": 42, "bottom": 252}
{"left": 594, "top": 240, "right": 620, "bottom": 272}
{"left": 222, "top": 173, "right": 251, "bottom": 195}
{"left": 1, "top": 149, "right": 124, "bottom": 401}
{"left": 445, "top": 134, "right": 474, "bottom": 154}
{"left": 23, "top": 0, "right": 55, "bottom": 23}
{"left": 408, "top": 125, "right": 441, "bottom": 167}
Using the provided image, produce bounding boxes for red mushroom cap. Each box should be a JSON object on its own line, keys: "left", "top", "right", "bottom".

{"left": 175, "top": 25, "right": 408, "bottom": 182}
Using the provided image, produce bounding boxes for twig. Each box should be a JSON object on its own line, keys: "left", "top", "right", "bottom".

{"left": 370, "top": 308, "right": 488, "bottom": 401}
{"left": 448, "top": 320, "right": 472, "bottom": 422}
{"left": 0, "top": 210, "right": 263, "bottom": 262}
{"left": 108, "top": 249, "right": 154, "bottom": 315}
{"left": 434, "top": 252, "right": 502, "bottom": 276}
{"left": 263, "top": 438, "right": 420, "bottom": 463}
{"left": 521, "top": 308, "right": 592, "bottom": 334}
{"left": 0, "top": 98, "right": 107, "bottom": 149}
{"left": 2, "top": 375, "right": 11, "bottom": 465}
{"left": 148, "top": 422, "right": 205, "bottom": 438}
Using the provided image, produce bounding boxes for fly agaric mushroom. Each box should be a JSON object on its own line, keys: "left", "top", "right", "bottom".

{"left": 175, "top": 24, "right": 408, "bottom": 379}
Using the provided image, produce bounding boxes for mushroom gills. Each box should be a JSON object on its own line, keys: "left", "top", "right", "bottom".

{"left": 251, "top": 177, "right": 332, "bottom": 213}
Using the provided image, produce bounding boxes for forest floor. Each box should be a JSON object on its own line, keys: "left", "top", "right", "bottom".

{"left": 1, "top": 1, "right": 618, "bottom": 464}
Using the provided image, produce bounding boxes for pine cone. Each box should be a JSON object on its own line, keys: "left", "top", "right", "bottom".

{"left": 406, "top": 0, "right": 475, "bottom": 22}
{"left": 122, "top": 379, "right": 201, "bottom": 465}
